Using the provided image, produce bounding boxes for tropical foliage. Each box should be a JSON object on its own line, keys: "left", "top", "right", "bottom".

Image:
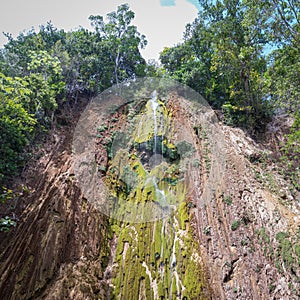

{"left": 160, "top": 0, "right": 299, "bottom": 126}
{"left": 0, "top": 4, "right": 146, "bottom": 188}
{"left": 0, "top": 1, "right": 299, "bottom": 193}
{"left": 159, "top": 0, "right": 299, "bottom": 187}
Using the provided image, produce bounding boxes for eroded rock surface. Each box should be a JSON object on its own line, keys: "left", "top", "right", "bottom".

{"left": 0, "top": 102, "right": 110, "bottom": 300}
{"left": 0, "top": 87, "right": 299, "bottom": 299}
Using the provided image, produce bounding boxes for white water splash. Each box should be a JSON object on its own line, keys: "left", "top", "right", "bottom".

{"left": 169, "top": 219, "right": 186, "bottom": 299}
{"left": 142, "top": 261, "right": 158, "bottom": 299}
{"left": 150, "top": 176, "right": 169, "bottom": 213}
{"left": 150, "top": 90, "right": 159, "bottom": 154}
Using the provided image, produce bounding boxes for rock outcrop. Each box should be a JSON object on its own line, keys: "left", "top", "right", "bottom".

{"left": 0, "top": 102, "right": 110, "bottom": 300}
{"left": 0, "top": 80, "right": 299, "bottom": 299}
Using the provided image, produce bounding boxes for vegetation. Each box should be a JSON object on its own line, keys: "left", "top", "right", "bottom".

{"left": 0, "top": 1, "right": 298, "bottom": 189}
{"left": 0, "top": 4, "right": 146, "bottom": 189}
{"left": 161, "top": 0, "right": 297, "bottom": 124}
{"left": 0, "top": 216, "right": 16, "bottom": 232}
{"left": 281, "top": 113, "right": 300, "bottom": 189}
{"left": 0, "top": 2, "right": 299, "bottom": 297}
{"left": 231, "top": 220, "right": 241, "bottom": 231}
{"left": 159, "top": 0, "right": 299, "bottom": 188}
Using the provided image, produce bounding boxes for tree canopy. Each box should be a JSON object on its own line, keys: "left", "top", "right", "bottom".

{"left": 159, "top": 0, "right": 299, "bottom": 187}
{"left": 159, "top": 0, "right": 299, "bottom": 124}
{"left": 0, "top": 1, "right": 298, "bottom": 192}
{"left": 0, "top": 4, "right": 147, "bottom": 187}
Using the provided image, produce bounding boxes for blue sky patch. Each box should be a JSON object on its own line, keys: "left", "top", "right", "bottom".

{"left": 160, "top": 0, "right": 176, "bottom": 6}
{"left": 160, "top": 0, "right": 200, "bottom": 10}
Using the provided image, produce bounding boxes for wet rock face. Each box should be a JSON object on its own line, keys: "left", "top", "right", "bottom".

{"left": 94, "top": 92, "right": 211, "bottom": 299}
{"left": 0, "top": 88, "right": 299, "bottom": 300}
{"left": 101, "top": 88, "right": 300, "bottom": 299}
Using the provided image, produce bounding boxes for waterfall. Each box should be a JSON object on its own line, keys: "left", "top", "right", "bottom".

{"left": 149, "top": 91, "right": 168, "bottom": 213}
{"left": 150, "top": 90, "right": 159, "bottom": 154}
{"left": 149, "top": 176, "right": 169, "bottom": 214}
{"left": 105, "top": 89, "right": 193, "bottom": 299}
{"left": 168, "top": 217, "right": 186, "bottom": 299}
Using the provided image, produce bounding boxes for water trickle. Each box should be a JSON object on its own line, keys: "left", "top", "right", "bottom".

{"left": 170, "top": 236, "right": 181, "bottom": 299}
{"left": 160, "top": 218, "right": 167, "bottom": 276}
{"left": 142, "top": 261, "right": 158, "bottom": 299}
{"left": 169, "top": 218, "right": 186, "bottom": 299}
{"left": 104, "top": 89, "right": 202, "bottom": 298}
{"left": 150, "top": 90, "right": 159, "bottom": 154}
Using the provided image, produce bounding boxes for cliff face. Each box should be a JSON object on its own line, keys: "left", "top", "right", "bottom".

{"left": 0, "top": 102, "right": 111, "bottom": 300}
{"left": 193, "top": 125, "right": 300, "bottom": 299}
{"left": 0, "top": 80, "right": 299, "bottom": 299}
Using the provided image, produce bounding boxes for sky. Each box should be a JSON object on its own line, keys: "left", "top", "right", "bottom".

{"left": 0, "top": 0, "right": 200, "bottom": 61}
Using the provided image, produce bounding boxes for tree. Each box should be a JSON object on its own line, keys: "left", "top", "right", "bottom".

{"left": 89, "top": 3, "right": 147, "bottom": 84}
{"left": 26, "top": 50, "right": 65, "bottom": 121}
{"left": 0, "top": 73, "right": 36, "bottom": 182}
{"left": 0, "top": 4, "right": 148, "bottom": 185}
{"left": 263, "top": 46, "right": 300, "bottom": 114}
{"left": 0, "top": 51, "right": 65, "bottom": 182}
{"left": 160, "top": 42, "right": 211, "bottom": 101}
{"left": 1, "top": 4, "right": 147, "bottom": 98}
{"left": 243, "top": 0, "right": 300, "bottom": 47}
{"left": 160, "top": 0, "right": 270, "bottom": 131}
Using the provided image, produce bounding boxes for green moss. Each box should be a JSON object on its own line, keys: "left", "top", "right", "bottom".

{"left": 104, "top": 95, "right": 211, "bottom": 299}
{"left": 178, "top": 202, "right": 189, "bottom": 230}
{"left": 153, "top": 222, "right": 162, "bottom": 256}
{"left": 171, "top": 278, "right": 177, "bottom": 294}
{"left": 133, "top": 98, "right": 169, "bottom": 144}
{"left": 157, "top": 282, "right": 164, "bottom": 297}
{"left": 223, "top": 195, "right": 233, "bottom": 205}
{"left": 130, "top": 159, "right": 147, "bottom": 178}
{"left": 111, "top": 224, "right": 121, "bottom": 236}
{"left": 119, "top": 227, "right": 133, "bottom": 243}
{"left": 110, "top": 213, "right": 209, "bottom": 299}
{"left": 183, "top": 257, "right": 207, "bottom": 299}
{"left": 294, "top": 244, "right": 300, "bottom": 266}
{"left": 257, "top": 227, "right": 270, "bottom": 244}
{"left": 163, "top": 140, "right": 176, "bottom": 149}
{"left": 276, "top": 232, "right": 294, "bottom": 269}
{"left": 231, "top": 220, "right": 241, "bottom": 231}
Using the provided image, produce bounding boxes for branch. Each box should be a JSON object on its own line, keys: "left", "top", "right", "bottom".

{"left": 287, "top": 0, "right": 300, "bottom": 24}
{"left": 272, "top": 0, "right": 299, "bottom": 41}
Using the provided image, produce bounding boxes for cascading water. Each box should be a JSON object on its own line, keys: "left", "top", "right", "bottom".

{"left": 169, "top": 217, "right": 186, "bottom": 299}
{"left": 150, "top": 90, "right": 186, "bottom": 298}
{"left": 150, "top": 91, "right": 169, "bottom": 282}
{"left": 98, "top": 88, "right": 207, "bottom": 299}
{"left": 72, "top": 78, "right": 215, "bottom": 299}
{"left": 150, "top": 90, "right": 159, "bottom": 154}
